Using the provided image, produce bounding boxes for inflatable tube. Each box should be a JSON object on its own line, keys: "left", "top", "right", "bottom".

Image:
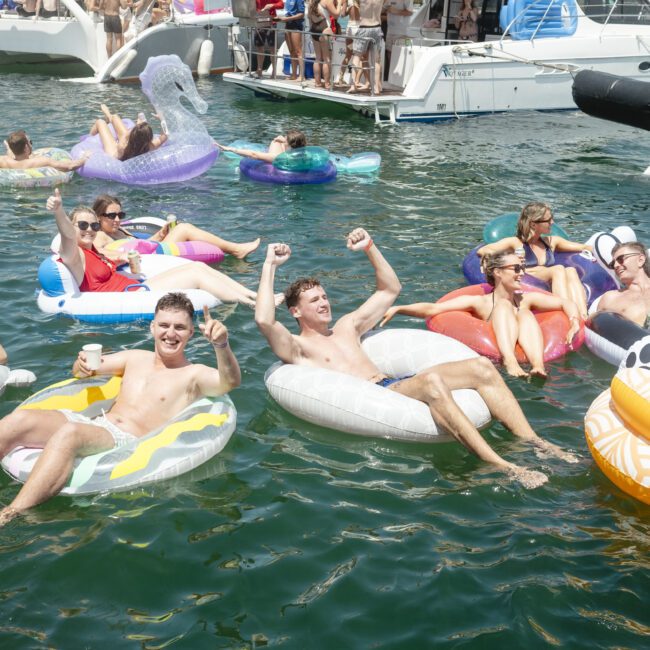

{"left": 264, "top": 328, "right": 491, "bottom": 442}
{"left": 1, "top": 375, "right": 236, "bottom": 495}
{"left": 482, "top": 212, "right": 568, "bottom": 244}
{"left": 104, "top": 237, "right": 225, "bottom": 265}
{"left": 572, "top": 70, "right": 650, "bottom": 132}
{"left": 273, "top": 147, "right": 331, "bottom": 172}
{"left": 329, "top": 152, "right": 381, "bottom": 174}
{"left": 71, "top": 56, "right": 218, "bottom": 185}
{"left": 36, "top": 254, "right": 219, "bottom": 323}
{"left": 463, "top": 245, "right": 615, "bottom": 306}
{"left": 426, "top": 283, "right": 584, "bottom": 363}
{"left": 0, "top": 365, "right": 37, "bottom": 397}
{"left": 121, "top": 216, "right": 167, "bottom": 239}
{"left": 240, "top": 158, "right": 337, "bottom": 185}
{"left": 503, "top": 0, "right": 578, "bottom": 40}
{"left": 586, "top": 226, "right": 638, "bottom": 288}
{"left": 0, "top": 148, "right": 74, "bottom": 189}
{"left": 585, "top": 311, "right": 648, "bottom": 366}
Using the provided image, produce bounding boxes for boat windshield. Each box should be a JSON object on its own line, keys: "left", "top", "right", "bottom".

{"left": 580, "top": 0, "right": 650, "bottom": 25}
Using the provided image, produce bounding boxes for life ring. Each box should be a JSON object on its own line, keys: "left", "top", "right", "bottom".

{"left": 0, "top": 365, "right": 37, "bottom": 398}
{"left": 1, "top": 375, "right": 236, "bottom": 495}
{"left": 240, "top": 157, "right": 337, "bottom": 185}
{"left": 585, "top": 311, "right": 648, "bottom": 367}
{"left": 264, "top": 329, "right": 491, "bottom": 442}
{"left": 482, "top": 212, "right": 568, "bottom": 243}
{"left": 70, "top": 56, "right": 218, "bottom": 186}
{"left": 36, "top": 254, "right": 219, "bottom": 323}
{"left": 0, "top": 148, "right": 74, "bottom": 189}
{"left": 426, "top": 283, "right": 584, "bottom": 364}
{"left": 584, "top": 335, "right": 650, "bottom": 504}
{"left": 328, "top": 152, "right": 381, "bottom": 174}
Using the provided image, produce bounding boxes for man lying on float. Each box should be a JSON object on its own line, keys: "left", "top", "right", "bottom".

{"left": 0, "top": 293, "right": 240, "bottom": 526}
{"left": 1, "top": 130, "right": 87, "bottom": 172}
{"left": 254, "top": 228, "right": 577, "bottom": 489}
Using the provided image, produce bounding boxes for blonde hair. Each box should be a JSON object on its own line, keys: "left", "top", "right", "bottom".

{"left": 516, "top": 202, "right": 551, "bottom": 243}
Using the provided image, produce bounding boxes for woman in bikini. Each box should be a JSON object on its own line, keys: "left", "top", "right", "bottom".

{"left": 89, "top": 104, "right": 167, "bottom": 161}
{"left": 381, "top": 252, "right": 581, "bottom": 378}
{"left": 307, "top": 0, "right": 343, "bottom": 90}
{"left": 477, "top": 202, "right": 592, "bottom": 318}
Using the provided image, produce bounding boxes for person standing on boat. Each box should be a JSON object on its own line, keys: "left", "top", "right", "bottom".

{"left": 597, "top": 241, "right": 650, "bottom": 329}
{"left": 255, "top": 231, "right": 578, "bottom": 489}
{"left": 253, "top": 0, "right": 285, "bottom": 78}
{"left": 384, "top": 0, "right": 412, "bottom": 75}
{"left": 0, "top": 130, "right": 88, "bottom": 172}
{"left": 454, "top": 0, "right": 479, "bottom": 41}
{"left": 0, "top": 294, "right": 241, "bottom": 527}
{"left": 347, "top": 0, "right": 387, "bottom": 94}
{"left": 15, "top": 0, "right": 37, "bottom": 17}
{"left": 275, "top": 0, "right": 305, "bottom": 81}
{"left": 307, "top": 0, "right": 344, "bottom": 90}
{"left": 99, "top": 0, "right": 128, "bottom": 58}
{"left": 336, "top": 0, "right": 361, "bottom": 86}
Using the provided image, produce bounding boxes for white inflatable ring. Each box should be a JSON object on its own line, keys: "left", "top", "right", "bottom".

{"left": 1, "top": 375, "right": 236, "bottom": 495}
{"left": 265, "top": 329, "right": 491, "bottom": 442}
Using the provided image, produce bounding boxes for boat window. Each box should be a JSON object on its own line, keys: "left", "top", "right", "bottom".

{"left": 580, "top": 0, "right": 650, "bottom": 25}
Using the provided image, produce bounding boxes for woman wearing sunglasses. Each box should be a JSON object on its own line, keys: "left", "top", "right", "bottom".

{"left": 47, "top": 189, "right": 271, "bottom": 306}
{"left": 477, "top": 202, "right": 592, "bottom": 319}
{"left": 91, "top": 195, "right": 260, "bottom": 261}
{"left": 381, "top": 253, "right": 582, "bottom": 378}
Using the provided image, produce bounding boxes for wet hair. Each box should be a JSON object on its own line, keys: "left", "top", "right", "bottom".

{"left": 7, "top": 130, "right": 29, "bottom": 156}
{"left": 120, "top": 122, "right": 154, "bottom": 161}
{"left": 286, "top": 129, "right": 307, "bottom": 150}
{"left": 611, "top": 241, "right": 650, "bottom": 277}
{"left": 155, "top": 292, "right": 195, "bottom": 321}
{"left": 483, "top": 252, "right": 514, "bottom": 287}
{"left": 284, "top": 277, "right": 322, "bottom": 309}
{"left": 92, "top": 194, "right": 121, "bottom": 217}
{"left": 516, "top": 202, "right": 552, "bottom": 243}
{"left": 69, "top": 205, "right": 96, "bottom": 224}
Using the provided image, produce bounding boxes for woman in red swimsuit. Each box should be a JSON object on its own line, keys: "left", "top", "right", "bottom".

{"left": 47, "top": 189, "right": 272, "bottom": 306}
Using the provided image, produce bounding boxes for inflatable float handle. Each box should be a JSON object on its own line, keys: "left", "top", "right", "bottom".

{"left": 124, "top": 284, "right": 149, "bottom": 292}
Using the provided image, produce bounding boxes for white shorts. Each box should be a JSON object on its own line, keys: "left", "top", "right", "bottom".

{"left": 120, "top": 7, "right": 132, "bottom": 21}
{"left": 346, "top": 21, "right": 360, "bottom": 37}
{"left": 60, "top": 409, "right": 137, "bottom": 448}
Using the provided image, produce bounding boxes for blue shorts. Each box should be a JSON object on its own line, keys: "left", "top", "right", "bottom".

{"left": 376, "top": 375, "right": 413, "bottom": 388}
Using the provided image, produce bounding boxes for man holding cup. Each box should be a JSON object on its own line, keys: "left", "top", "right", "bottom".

{"left": 0, "top": 293, "right": 240, "bottom": 526}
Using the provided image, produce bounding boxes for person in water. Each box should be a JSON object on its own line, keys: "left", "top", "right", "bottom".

{"left": 91, "top": 194, "right": 260, "bottom": 261}
{"left": 255, "top": 229, "right": 577, "bottom": 489}
{"left": 47, "top": 188, "right": 281, "bottom": 307}
{"left": 216, "top": 130, "right": 307, "bottom": 164}
{"left": 381, "top": 252, "right": 582, "bottom": 378}
{"left": 597, "top": 241, "right": 650, "bottom": 328}
{"left": 477, "top": 202, "right": 592, "bottom": 319}
{"left": 89, "top": 104, "right": 168, "bottom": 161}
{"left": 0, "top": 130, "right": 88, "bottom": 172}
{"left": 0, "top": 293, "right": 240, "bottom": 526}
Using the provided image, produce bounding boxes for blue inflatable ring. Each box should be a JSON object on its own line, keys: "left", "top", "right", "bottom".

{"left": 240, "top": 158, "right": 337, "bottom": 185}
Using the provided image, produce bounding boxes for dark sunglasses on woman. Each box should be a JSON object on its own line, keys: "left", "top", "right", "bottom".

{"left": 76, "top": 221, "right": 101, "bottom": 232}
{"left": 100, "top": 211, "right": 126, "bottom": 220}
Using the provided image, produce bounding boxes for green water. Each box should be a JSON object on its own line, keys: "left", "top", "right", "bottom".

{"left": 0, "top": 74, "right": 648, "bottom": 648}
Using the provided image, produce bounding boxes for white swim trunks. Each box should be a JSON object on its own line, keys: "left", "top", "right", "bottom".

{"left": 60, "top": 409, "right": 137, "bottom": 448}
{"left": 346, "top": 20, "right": 360, "bottom": 37}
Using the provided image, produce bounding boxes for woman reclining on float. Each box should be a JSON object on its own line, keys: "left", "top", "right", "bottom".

{"left": 381, "top": 252, "right": 582, "bottom": 378}
{"left": 90, "top": 104, "right": 167, "bottom": 161}
{"left": 47, "top": 189, "right": 274, "bottom": 307}
{"left": 91, "top": 194, "right": 260, "bottom": 262}
{"left": 477, "top": 202, "right": 592, "bottom": 318}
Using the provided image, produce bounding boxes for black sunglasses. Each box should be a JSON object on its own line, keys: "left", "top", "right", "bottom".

{"left": 499, "top": 263, "right": 526, "bottom": 273}
{"left": 608, "top": 252, "right": 640, "bottom": 270}
{"left": 76, "top": 221, "right": 101, "bottom": 232}
{"left": 100, "top": 211, "right": 126, "bottom": 220}
{"left": 534, "top": 217, "right": 553, "bottom": 224}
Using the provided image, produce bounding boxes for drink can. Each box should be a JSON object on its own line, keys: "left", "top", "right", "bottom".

{"left": 128, "top": 250, "right": 141, "bottom": 274}
{"left": 166, "top": 214, "right": 177, "bottom": 230}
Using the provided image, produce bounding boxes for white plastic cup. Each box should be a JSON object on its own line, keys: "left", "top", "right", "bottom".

{"left": 83, "top": 343, "right": 102, "bottom": 371}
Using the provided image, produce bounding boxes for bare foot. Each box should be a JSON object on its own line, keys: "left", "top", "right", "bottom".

{"left": 534, "top": 439, "right": 579, "bottom": 464}
{"left": 346, "top": 85, "right": 359, "bottom": 94}
{"left": 507, "top": 466, "right": 548, "bottom": 489}
{"left": 100, "top": 103, "right": 112, "bottom": 122}
{"left": 530, "top": 366, "right": 548, "bottom": 379}
{"left": 504, "top": 359, "right": 529, "bottom": 378}
{"left": 231, "top": 238, "right": 261, "bottom": 260}
{"left": 289, "top": 75, "right": 298, "bottom": 80}
{"left": 0, "top": 506, "right": 20, "bottom": 527}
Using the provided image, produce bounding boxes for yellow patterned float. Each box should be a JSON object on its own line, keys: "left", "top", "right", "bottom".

{"left": 584, "top": 337, "right": 650, "bottom": 504}
{"left": 1, "top": 375, "right": 236, "bottom": 494}
{"left": 0, "top": 148, "right": 74, "bottom": 188}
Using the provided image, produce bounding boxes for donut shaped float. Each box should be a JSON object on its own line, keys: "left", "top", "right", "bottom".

{"left": 240, "top": 157, "right": 337, "bottom": 185}
{"left": 104, "top": 237, "right": 224, "bottom": 265}
{"left": 585, "top": 311, "right": 648, "bottom": 366}
{"left": 264, "top": 328, "right": 491, "bottom": 442}
{"left": 426, "top": 283, "right": 584, "bottom": 363}
{"left": 0, "top": 148, "right": 74, "bottom": 188}
{"left": 482, "top": 212, "right": 568, "bottom": 243}
{"left": 584, "top": 336, "right": 650, "bottom": 504}
{"left": 121, "top": 216, "right": 167, "bottom": 239}
{"left": 36, "top": 254, "right": 219, "bottom": 323}
{"left": 1, "top": 375, "right": 236, "bottom": 495}
{"left": 71, "top": 56, "right": 218, "bottom": 185}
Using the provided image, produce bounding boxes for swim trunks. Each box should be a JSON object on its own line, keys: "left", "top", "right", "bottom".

{"left": 285, "top": 19, "right": 304, "bottom": 31}
{"left": 254, "top": 28, "right": 276, "bottom": 47}
{"left": 353, "top": 25, "right": 384, "bottom": 56}
{"left": 376, "top": 375, "right": 413, "bottom": 388}
{"left": 346, "top": 20, "right": 360, "bottom": 37}
{"left": 59, "top": 410, "right": 137, "bottom": 448}
{"left": 104, "top": 14, "right": 122, "bottom": 34}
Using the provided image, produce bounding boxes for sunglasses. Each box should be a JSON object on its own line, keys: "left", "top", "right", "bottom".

{"left": 499, "top": 263, "right": 526, "bottom": 273}
{"left": 76, "top": 221, "right": 101, "bottom": 232}
{"left": 608, "top": 252, "right": 640, "bottom": 270}
{"left": 100, "top": 211, "right": 126, "bottom": 220}
{"left": 534, "top": 217, "right": 553, "bottom": 224}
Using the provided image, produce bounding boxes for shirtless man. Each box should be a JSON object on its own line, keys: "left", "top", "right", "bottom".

{"left": 216, "top": 129, "right": 307, "bottom": 164}
{"left": 0, "top": 293, "right": 240, "bottom": 526}
{"left": 348, "top": 0, "right": 387, "bottom": 93}
{"left": 1, "top": 130, "right": 88, "bottom": 172}
{"left": 255, "top": 229, "right": 577, "bottom": 489}
{"left": 597, "top": 241, "right": 650, "bottom": 328}
{"left": 99, "top": 0, "right": 127, "bottom": 58}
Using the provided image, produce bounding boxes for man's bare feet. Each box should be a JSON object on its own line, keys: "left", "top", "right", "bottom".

{"left": 0, "top": 505, "right": 20, "bottom": 527}
{"left": 534, "top": 439, "right": 579, "bottom": 464}
{"left": 507, "top": 465, "right": 548, "bottom": 489}
{"left": 346, "top": 85, "right": 359, "bottom": 94}
{"left": 504, "top": 359, "right": 529, "bottom": 378}
{"left": 231, "top": 238, "right": 261, "bottom": 260}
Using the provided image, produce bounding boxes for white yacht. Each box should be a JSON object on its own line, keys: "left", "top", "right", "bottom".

{"left": 223, "top": 0, "right": 650, "bottom": 123}
{"left": 0, "top": 0, "right": 238, "bottom": 82}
